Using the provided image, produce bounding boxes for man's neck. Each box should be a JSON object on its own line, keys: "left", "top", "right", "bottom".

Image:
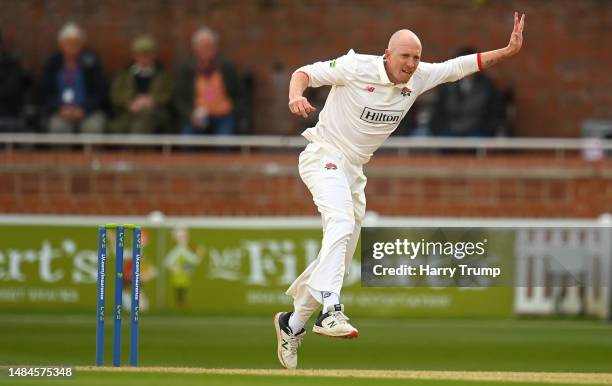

{"left": 197, "top": 58, "right": 215, "bottom": 72}
{"left": 383, "top": 60, "right": 399, "bottom": 84}
{"left": 64, "top": 56, "right": 79, "bottom": 69}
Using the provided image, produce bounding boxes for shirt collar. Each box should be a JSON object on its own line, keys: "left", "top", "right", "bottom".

{"left": 130, "top": 63, "right": 155, "bottom": 77}
{"left": 377, "top": 55, "right": 411, "bottom": 89}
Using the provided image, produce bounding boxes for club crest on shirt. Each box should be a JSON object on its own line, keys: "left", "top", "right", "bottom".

{"left": 324, "top": 162, "right": 338, "bottom": 170}
{"left": 401, "top": 87, "right": 412, "bottom": 96}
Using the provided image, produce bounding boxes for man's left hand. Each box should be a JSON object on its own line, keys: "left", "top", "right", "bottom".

{"left": 507, "top": 11, "right": 525, "bottom": 55}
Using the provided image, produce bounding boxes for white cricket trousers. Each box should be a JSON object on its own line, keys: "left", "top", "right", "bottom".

{"left": 286, "top": 142, "right": 366, "bottom": 323}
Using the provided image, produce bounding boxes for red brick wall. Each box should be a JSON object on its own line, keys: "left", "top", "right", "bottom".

{"left": 1, "top": 0, "right": 611, "bottom": 136}
{"left": 1, "top": 151, "right": 610, "bottom": 218}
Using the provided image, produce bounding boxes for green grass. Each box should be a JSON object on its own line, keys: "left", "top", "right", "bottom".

{"left": 1, "top": 314, "right": 611, "bottom": 385}
{"left": 4, "top": 372, "right": 609, "bottom": 386}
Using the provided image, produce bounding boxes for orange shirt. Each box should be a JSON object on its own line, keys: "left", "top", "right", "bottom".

{"left": 194, "top": 70, "right": 233, "bottom": 116}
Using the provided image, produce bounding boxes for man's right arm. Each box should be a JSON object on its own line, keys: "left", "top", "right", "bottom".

{"left": 288, "top": 72, "right": 315, "bottom": 118}
{"left": 288, "top": 51, "right": 354, "bottom": 118}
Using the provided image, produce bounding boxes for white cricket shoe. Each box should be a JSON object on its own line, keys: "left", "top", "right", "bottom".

{"left": 312, "top": 304, "right": 359, "bottom": 338}
{"left": 273, "top": 312, "right": 305, "bottom": 369}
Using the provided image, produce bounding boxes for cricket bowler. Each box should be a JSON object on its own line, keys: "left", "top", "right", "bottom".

{"left": 275, "top": 12, "right": 526, "bottom": 369}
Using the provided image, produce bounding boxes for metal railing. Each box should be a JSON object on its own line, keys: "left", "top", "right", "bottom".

{"left": 1, "top": 133, "right": 612, "bottom": 157}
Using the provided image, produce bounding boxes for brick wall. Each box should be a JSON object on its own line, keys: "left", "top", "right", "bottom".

{"left": 1, "top": 151, "right": 610, "bottom": 218}
{"left": 1, "top": 0, "right": 611, "bottom": 136}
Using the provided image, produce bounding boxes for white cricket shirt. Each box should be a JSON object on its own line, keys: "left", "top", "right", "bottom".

{"left": 295, "top": 50, "right": 481, "bottom": 164}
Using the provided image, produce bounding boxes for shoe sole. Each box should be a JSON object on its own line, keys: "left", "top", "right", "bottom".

{"left": 273, "top": 312, "right": 292, "bottom": 369}
{"left": 312, "top": 326, "right": 359, "bottom": 339}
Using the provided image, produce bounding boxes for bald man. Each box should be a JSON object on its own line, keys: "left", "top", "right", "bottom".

{"left": 274, "top": 13, "right": 526, "bottom": 369}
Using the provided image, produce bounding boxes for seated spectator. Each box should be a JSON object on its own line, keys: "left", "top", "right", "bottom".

{"left": 110, "top": 35, "right": 173, "bottom": 134}
{"left": 40, "top": 22, "right": 107, "bottom": 133}
{"left": 0, "top": 31, "right": 25, "bottom": 132}
{"left": 429, "top": 47, "right": 505, "bottom": 137}
{"left": 175, "top": 27, "right": 245, "bottom": 135}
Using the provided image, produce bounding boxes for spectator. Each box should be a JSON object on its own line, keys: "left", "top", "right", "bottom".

{"left": 110, "top": 35, "right": 173, "bottom": 133}
{"left": 40, "top": 22, "right": 107, "bottom": 133}
{"left": 175, "top": 27, "right": 245, "bottom": 135}
{"left": 0, "top": 31, "right": 25, "bottom": 132}
{"left": 429, "top": 47, "right": 505, "bottom": 137}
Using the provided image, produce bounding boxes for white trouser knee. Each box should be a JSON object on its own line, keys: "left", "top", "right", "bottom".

{"left": 306, "top": 214, "right": 354, "bottom": 300}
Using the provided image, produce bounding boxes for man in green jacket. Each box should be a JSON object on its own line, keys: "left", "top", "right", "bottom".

{"left": 110, "top": 35, "right": 173, "bottom": 134}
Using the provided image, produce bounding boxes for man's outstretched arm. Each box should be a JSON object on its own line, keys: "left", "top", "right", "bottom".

{"left": 479, "top": 12, "right": 525, "bottom": 69}
{"left": 420, "top": 12, "right": 526, "bottom": 92}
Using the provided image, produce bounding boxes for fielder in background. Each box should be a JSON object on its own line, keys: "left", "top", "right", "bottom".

{"left": 274, "top": 12, "right": 526, "bottom": 369}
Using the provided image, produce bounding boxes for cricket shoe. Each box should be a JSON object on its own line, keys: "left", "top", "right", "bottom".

{"left": 312, "top": 304, "right": 359, "bottom": 338}
{"left": 273, "top": 312, "right": 305, "bottom": 369}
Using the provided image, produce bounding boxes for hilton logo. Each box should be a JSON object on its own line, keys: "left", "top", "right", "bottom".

{"left": 360, "top": 107, "right": 402, "bottom": 124}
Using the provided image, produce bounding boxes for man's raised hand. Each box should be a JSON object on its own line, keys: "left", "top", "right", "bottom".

{"left": 507, "top": 11, "right": 525, "bottom": 55}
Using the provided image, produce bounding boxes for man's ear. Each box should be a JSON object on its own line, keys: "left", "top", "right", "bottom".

{"left": 383, "top": 48, "right": 391, "bottom": 62}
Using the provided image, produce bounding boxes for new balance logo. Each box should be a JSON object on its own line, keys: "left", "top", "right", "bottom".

{"left": 360, "top": 107, "right": 402, "bottom": 124}
{"left": 327, "top": 321, "right": 337, "bottom": 328}
{"left": 282, "top": 339, "right": 289, "bottom": 350}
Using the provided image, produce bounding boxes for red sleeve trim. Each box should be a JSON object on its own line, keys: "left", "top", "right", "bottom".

{"left": 296, "top": 71, "right": 310, "bottom": 80}
{"left": 477, "top": 53, "right": 483, "bottom": 71}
